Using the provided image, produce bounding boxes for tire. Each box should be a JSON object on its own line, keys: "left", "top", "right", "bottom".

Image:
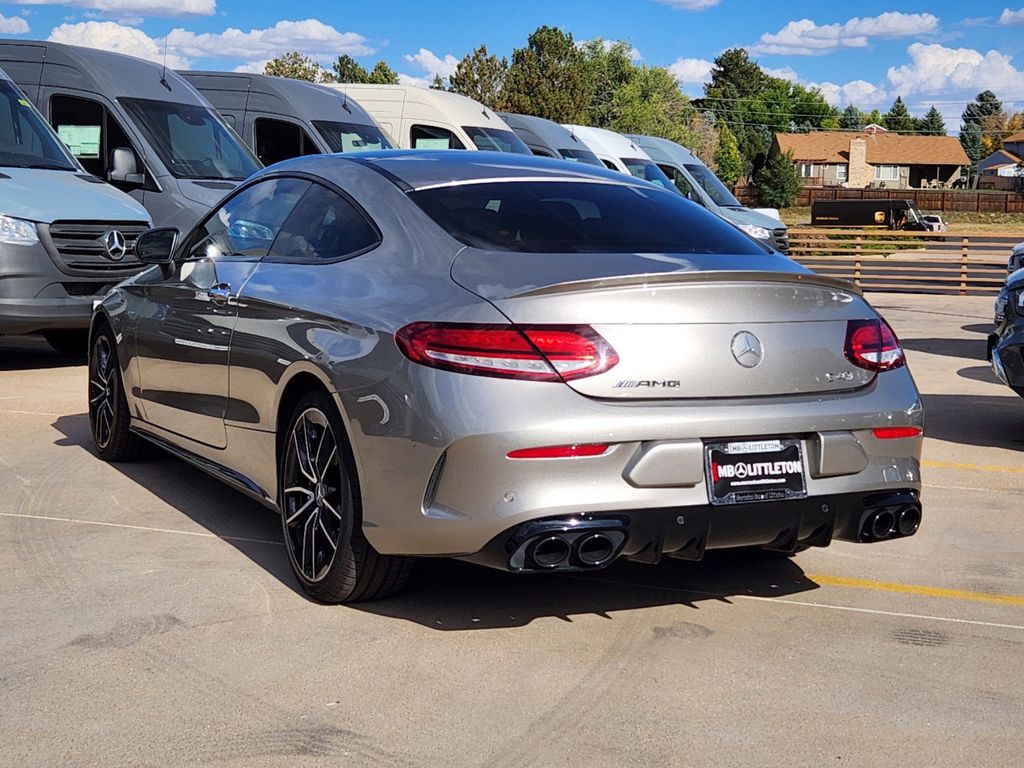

{"left": 45, "top": 329, "right": 89, "bottom": 357}
{"left": 89, "top": 325, "right": 145, "bottom": 462}
{"left": 279, "top": 390, "right": 414, "bottom": 603}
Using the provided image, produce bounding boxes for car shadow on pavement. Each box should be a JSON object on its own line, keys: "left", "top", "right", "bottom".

{"left": 52, "top": 413, "right": 823, "bottom": 627}
{"left": 961, "top": 323, "right": 995, "bottom": 336}
{"left": 352, "top": 553, "right": 819, "bottom": 631}
{"left": 901, "top": 337, "right": 988, "bottom": 361}
{"left": 921, "top": 393, "right": 1024, "bottom": 451}
{"left": 52, "top": 412, "right": 304, "bottom": 598}
{"left": 1, "top": 336, "right": 85, "bottom": 371}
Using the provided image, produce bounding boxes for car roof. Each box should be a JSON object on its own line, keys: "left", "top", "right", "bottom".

{"left": 278, "top": 150, "right": 651, "bottom": 192}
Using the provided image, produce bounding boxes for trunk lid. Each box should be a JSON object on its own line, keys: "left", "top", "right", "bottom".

{"left": 451, "top": 250, "right": 876, "bottom": 399}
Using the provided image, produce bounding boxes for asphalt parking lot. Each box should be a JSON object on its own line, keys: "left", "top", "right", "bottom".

{"left": 1, "top": 292, "right": 1022, "bottom": 767}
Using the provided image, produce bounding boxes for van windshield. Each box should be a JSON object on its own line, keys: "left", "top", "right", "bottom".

{"left": 463, "top": 126, "right": 532, "bottom": 155}
{"left": 620, "top": 158, "right": 678, "bottom": 193}
{"left": 0, "top": 79, "right": 76, "bottom": 171}
{"left": 312, "top": 120, "right": 392, "bottom": 153}
{"left": 121, "top": 97, "right": 261, "bottom": 180}
{"left": 684, "top": 163, "right": 741, "bottom": 207}
{"left": 558, "top": 148, "right": 603, "bottom": 167}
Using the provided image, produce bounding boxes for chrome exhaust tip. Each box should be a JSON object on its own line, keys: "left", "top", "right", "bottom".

{"left": 575, "top": 533, "right": 616, "bottom": 566}
{"left": 530, "top": 536, "right": 571, "bottom": 569}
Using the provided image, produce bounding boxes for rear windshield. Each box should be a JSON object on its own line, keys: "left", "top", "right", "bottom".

{"left": 313, "top": 120, "right": 392, "bottom": 153}
{"left": 463, "top": 126, "right": 532, "bottom": 155}
{"left": 411, "top": 180, "right": 767, "bottom": 254}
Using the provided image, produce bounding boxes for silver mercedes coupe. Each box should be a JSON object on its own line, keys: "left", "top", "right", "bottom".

{"left": 88, "top": 151, "right": 924, "bottom": 603}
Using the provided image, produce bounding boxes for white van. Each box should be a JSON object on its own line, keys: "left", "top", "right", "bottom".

{"left": 326, "top": 84, "right": 531, "bottom": 154}
{"left": 562, "top": 125, "right": 677, "bottom": 191}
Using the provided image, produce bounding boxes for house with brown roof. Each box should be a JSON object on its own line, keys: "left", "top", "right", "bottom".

{"left": 978, "top": 130, "right": 1024, "bottom": 191}
{"left": 772, "top": 131, "right": 970, "bottom": 190}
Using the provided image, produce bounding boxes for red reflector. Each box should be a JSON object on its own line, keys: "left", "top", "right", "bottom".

{"left": 872, "top": 426, "right": 923, "bottom": 439}
{"left": 395, "top": 322, "right": 618, "bottom": 381}
{"left": 844, "top": 318, "right": 906, "bottom": 372}
{"left": 507, "top": 444, "right": 610, "bottom": 459}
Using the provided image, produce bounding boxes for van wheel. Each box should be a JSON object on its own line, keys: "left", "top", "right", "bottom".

{"left": 279, "top": 390, "right": 414, "bottom": 603}
{"left": 45, "top": 329, "right": 89, "bottom": 357}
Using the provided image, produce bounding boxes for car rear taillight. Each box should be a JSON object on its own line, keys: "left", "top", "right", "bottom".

{"left": 394, "top": 323, "right": 618, "bottom": 381}
{"left": 844, "top": 319, "right": 905, "bottom": 372}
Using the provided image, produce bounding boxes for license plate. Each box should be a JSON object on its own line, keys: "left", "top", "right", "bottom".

{"left": 705, "top": 439, "right": 807, "bottom": 506}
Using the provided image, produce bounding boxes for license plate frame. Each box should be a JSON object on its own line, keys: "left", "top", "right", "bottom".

{"left": 705, "top": 438, "right": 807, "bottom": 506}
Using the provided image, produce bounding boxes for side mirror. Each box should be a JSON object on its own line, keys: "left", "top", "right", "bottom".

{"left": 109, "top": 147, "right": 145, "bottom": 186}
{"left": 135, "top": 227, "right": 179, "bottom": 266}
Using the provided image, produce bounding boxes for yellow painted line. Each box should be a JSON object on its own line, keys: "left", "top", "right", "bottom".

{"left": 923, "top": 459, "right": 1024, "bottom": 475}
{"left": 808, "top": 574, "right": 1024, "bottom": 607}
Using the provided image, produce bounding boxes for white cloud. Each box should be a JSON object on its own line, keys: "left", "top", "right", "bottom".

{"left": 655, "top": 0, "right": 721, "bottom": 9}
{"left": 397, "top": 74, "right": 432, "bottom": 89}
{"left": 887, "top": 42, "right": 1024, "bottom": 99}
{"left": 999, "top": 6, "right": 1024, "bottom": 24}
{"left": 0, "top": 13, "right": 30, "bottom": 33}
{"left": 808, "top": 79, "right": 888, "bottom": 107}
{"left": 14, "top": 0, "right": 214, "bottom": 17}
{"left": 750, "top": 12, "right": 939, "bottom": 56}
{"left": 403, "top": 48, "right": 459, "bottom": 79}
{"left": 765, "top": 65, "right": 799, "bottom": 82}
{"left": 668, "top": 56, "right": 713, "bottom": 84}
{"left": 167, "top": 19, "right": 373, "bottom": 62}
{"left": 49, "top": 21, "right": 190, "bottom": 67}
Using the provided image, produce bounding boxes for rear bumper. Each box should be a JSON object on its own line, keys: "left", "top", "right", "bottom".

{"left": 465, "top": 488, "right": 922, "bottom": 572}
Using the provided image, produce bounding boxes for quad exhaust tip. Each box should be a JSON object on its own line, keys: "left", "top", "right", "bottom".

{"left": 508, "top": 519, "right": 628, "bottom": 572}
{"left": 530, "top": 536, "right": 572, "bottom": 568}
{"left": 860, "top": 497, "right": 921, "bottom": 542}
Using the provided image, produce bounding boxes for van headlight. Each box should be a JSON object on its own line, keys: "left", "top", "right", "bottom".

{"left": 737, "top": 223, "right": 771, "bottom": 241}
{"left": 0, "top": 214, "right": 40, "bottom": 246}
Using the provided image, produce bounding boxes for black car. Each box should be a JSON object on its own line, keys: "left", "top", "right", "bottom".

{"left": 989, "top": 268, "right": 1024, "bottom": 398}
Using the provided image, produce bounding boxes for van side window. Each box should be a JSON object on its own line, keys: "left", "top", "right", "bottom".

{"left": 410, "top": 124, "right": 465, "bottom": 150}
{"left": 658, "top": 164, "right": 701, "bottom": 203}
{"left": 272, "top": 183, "right": 380, "bottom": 262}
{"left": 601, "top": 159, "right": 617, "bottom": 171}
{"left": 50, "top": 94, "right": 136, "bottom": 178}
{"left": 531, "top": 148, "right": 556, "bottom": 158}
{"left": 254, "top": 118, "right": 319, "bottom": 166}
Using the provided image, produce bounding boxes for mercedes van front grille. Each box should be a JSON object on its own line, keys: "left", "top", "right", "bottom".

{"left": 42, "top": 221, "right": 149, "bottom": 276}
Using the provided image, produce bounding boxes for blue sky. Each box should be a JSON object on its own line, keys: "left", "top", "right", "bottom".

{"left": 1, "top": 0, "right": 1023, "bottom": 128}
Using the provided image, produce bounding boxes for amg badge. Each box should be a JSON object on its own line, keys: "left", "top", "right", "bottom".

{"left": 614, "top": 380, "right": 681, "bottom": 389}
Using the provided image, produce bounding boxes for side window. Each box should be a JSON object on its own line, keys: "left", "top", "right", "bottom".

{"left": 186, "top": 177, "right": 310, "bottom": 261}
{"left": 660, "top": 165, "right": 701, "bottom": 203}
{"left": 272, "top": 183, "right": 379, "bottom": 262}
{"left": 410, "top": 124, "right": 465, "bottom": 150}
{"left": 531, "top": 148, "right": 556, "bottom": 158}
{"left": 254, "top": 118, "right": 318, "bottom": 166}
{"left": 601, "top": 159, "right": 617, "bottom": 171}
{"left": 50, "top": 94, "right": 135, "bottom": 178}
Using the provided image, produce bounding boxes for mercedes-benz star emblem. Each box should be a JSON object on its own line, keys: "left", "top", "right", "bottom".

{"left": 102, "top": 229, "right": 127, "bottom": 261}
{"left": 731, "top": 331, "right": 764, "bottom": 368}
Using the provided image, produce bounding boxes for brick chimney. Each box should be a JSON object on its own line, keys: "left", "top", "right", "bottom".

{"left": 848, "top": 138, "right": 872, "bottom": 188}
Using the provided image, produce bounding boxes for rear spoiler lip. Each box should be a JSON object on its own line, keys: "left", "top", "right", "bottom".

{"left": 507, "top": 270, "right": 863, "bottom": 299}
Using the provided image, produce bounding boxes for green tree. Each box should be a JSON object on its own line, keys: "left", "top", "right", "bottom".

{"left": 500, "top": 26, "right": 594, "bottom": 123}
{"left": 331, "top": 54, "right": 369, "bottom": 83}
{"left": 607, "top": 65, "right": 693, "bottom": 143}
{"left": 368, "top": 61, "right": 399, "bottom": 85}
{"left": 578, "top": 39, "right": 636, "bottom": 127}
{"left": 840, "top": 104, "right": 863, "bottom": 131}
{"left": 962, "top": 90, "right": 1002, "bottom": 127}
{"left": 714, "top": 125, "right": 743, "bottom": 185}
{"left": 883, "top": 96, "right": 915, "bottom": 133}
{"left": 865, "top": 109, "right": 884, "bottom": 127}
{"left": 916, "top": 106, "right": 946, "bottom": 136}
{"left": 264, "top": 51, "right": 326, "bottom": 82}
{"left": 959, "top": 121, "right": 984, "bottom": 173}
{"left": 448, "top": 45, "right": 508, "bottom": 109}
{"left": 789, "top": 84, "right": 840, "bottom": 132}
{"left": 755, "top": 149, "right": 801, "bottom": 209}
{"left": 430, "top": 74, "right": 446, "bottom": 90}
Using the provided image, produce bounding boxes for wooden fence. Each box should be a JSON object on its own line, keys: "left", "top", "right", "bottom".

{"left": 788, "top": 228, "right": 1022, "bottom": 295}
{"left": 734, "top": 186, "right": 1024, "bottom": 213}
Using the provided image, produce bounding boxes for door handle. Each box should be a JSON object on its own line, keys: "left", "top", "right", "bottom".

{"left": 208, "top": 283, "right": 232, "bottom": 304}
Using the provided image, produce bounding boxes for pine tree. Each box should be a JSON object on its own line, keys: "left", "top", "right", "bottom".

{"left": 714, "top": 125, "right": 743, "bottom": 186}
{"left": 962, "top": 91, "right": 1002, "bottom": 127}
{"left": 865, "top": 109, "right": 884, "bottom": 127}
{"left": 959, "top": 121, "right": 984, "bottom": 171}
{"left": 332, "top": 55, "right": 370, "bottom": 83}
{"left": 839, "top": 104, "right": 863, "bottom": 131}
{"left": 448, "top": 46, "right": 508, "bottom": 109}
{"left": 916, "top": 106, "right": 946, "bottom": 136}
{"left": 367, "top": 61, "right": 399, "bottom": 85}
{"left": 430, "top": 74, "right": 446, "bottom": 90}
{"left": 500, "top": 26, "right": 594, "bottom": 123}
{"left": 883, "top": 96, "right": 915, "bottom": 133}
{"left": 756, "top": 150, "right": 801, "bottom": 209}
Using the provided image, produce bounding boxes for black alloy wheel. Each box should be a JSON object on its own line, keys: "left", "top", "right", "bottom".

{"left": 88, "top": 327, "right": 143, "bottom": 462}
